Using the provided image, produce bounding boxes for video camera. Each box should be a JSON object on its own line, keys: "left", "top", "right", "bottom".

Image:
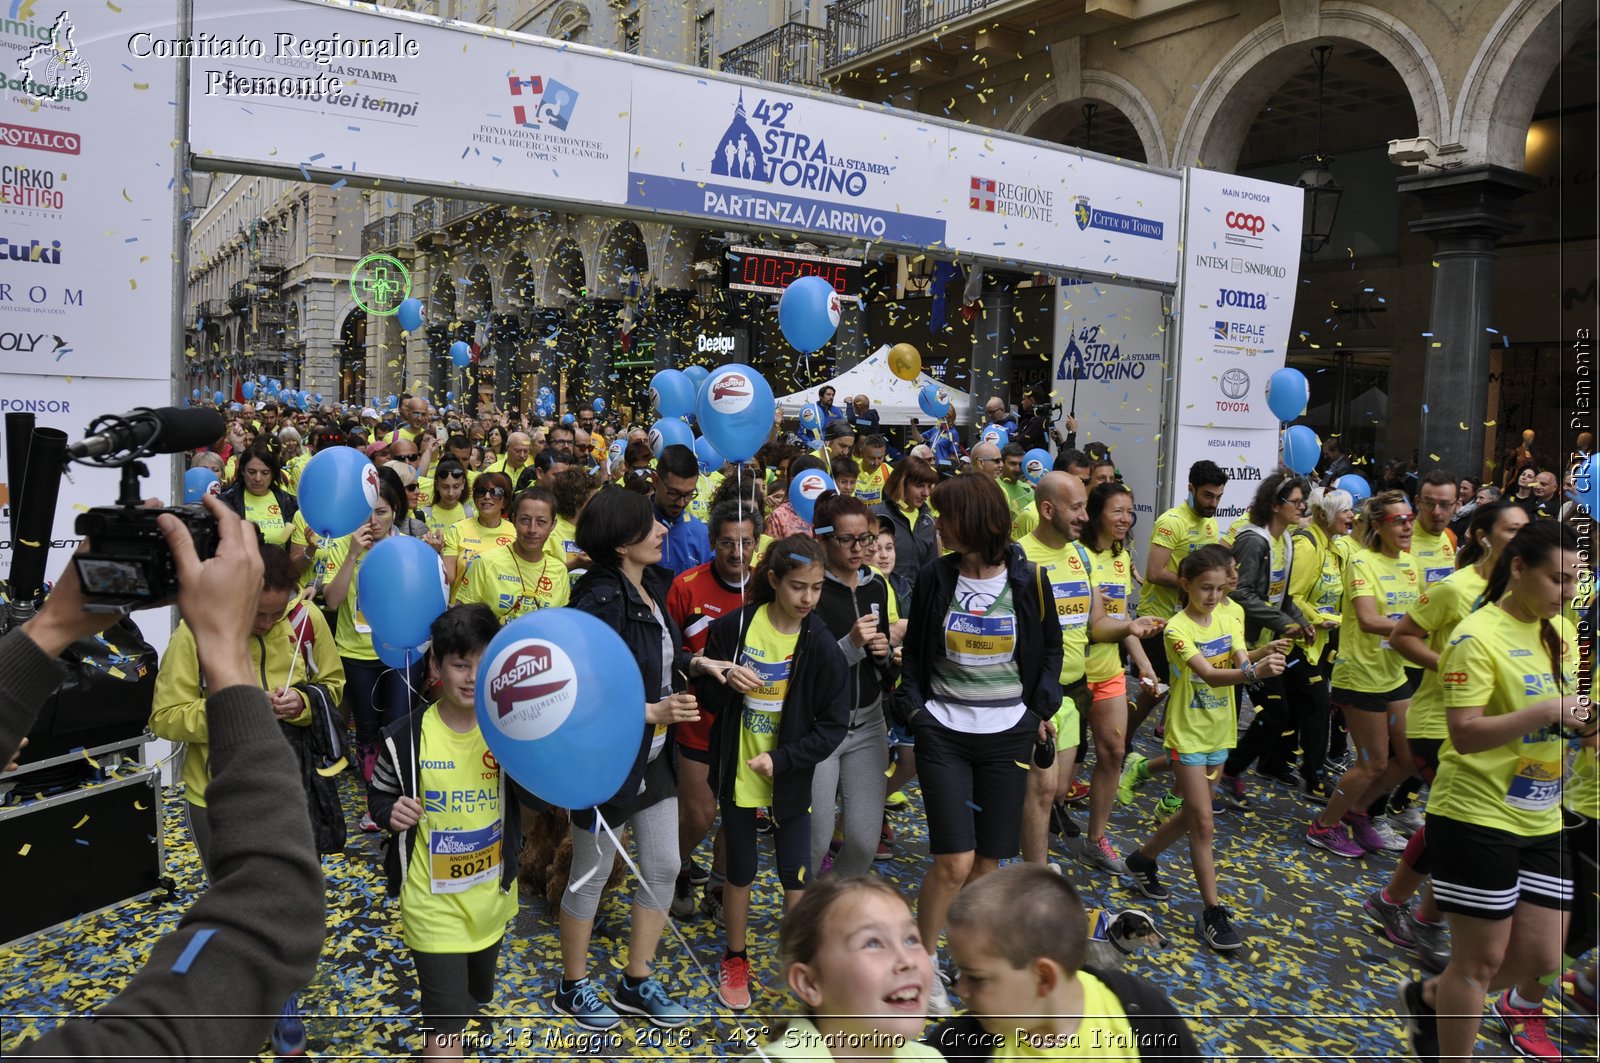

{"left": 73, "top": 503, "right": 217, "bottom": 611}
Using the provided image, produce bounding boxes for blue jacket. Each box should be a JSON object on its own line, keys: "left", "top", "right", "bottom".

{"left": 655, "top": 504, "right": 713, "bottom": 576}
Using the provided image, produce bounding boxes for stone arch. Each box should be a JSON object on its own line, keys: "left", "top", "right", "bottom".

{"left": 500, "top": 252, "right": 536, "bottom": 311}
{"left": 1172, "top": 2, "right": 1448, "bottom": 170}
{"left": 428, "top": 270, "right": 458, "bottom": 320}
{"left": 543, "top": 237, "right": 587, "bottom": 307}
{"left": 545, "top": 0, "right": 591, "bottom": 44}
{"left": 1454, "top": 0, "right": 1596, "bottom": 169}
{"left": 1009, "top": 70, "right": 1169, "bottom": 167}
{"left": 593, "top": 220, "right": 649, "bottom": 300}
{"left": 462, "top": 263, "right": 494, "bottom": 326}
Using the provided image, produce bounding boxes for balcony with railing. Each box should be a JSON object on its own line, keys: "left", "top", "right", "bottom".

{"left": 720, "top": 22, "right": 829, "bottom": 89}
{"left": 361, "top": 220, "right": 384, "bottom": 255}
{"left": 442, "top": 198, "right": 489, "bottom": 225}
{"left": 361, "top": 213, "right": 416, "bottom": 254}
{"left": 413, "top": 197, "right": 439, "bottom": 234}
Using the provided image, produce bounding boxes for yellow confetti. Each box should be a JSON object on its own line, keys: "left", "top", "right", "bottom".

{"left": 132, "top": 82, "right": 148, "bottom": 91}
{"left": 134, "top": 800, "right": 146, "bottom": 810}
{"left": 73, "top": 814, "right": 89, "bottom": 829}
{"left": 17, "top": 843, "right": 30, "bottom": 856}
{"left": 106, "top": 0, "right": 121, "bottom": 9}
{"left": 121, "top": 189, "right": 132, "bottom": 202}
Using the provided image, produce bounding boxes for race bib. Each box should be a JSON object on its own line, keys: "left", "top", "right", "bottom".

{"left": 1053, "top": 578, "right": 1092, "bottom": 628}
{"left": 944, "top": 611, "right": 1018, "bottom": 666}
{"left": 1268, "top": 566, "right": 1287, "bottom": 604}
{"left": 1189, "top": 634, "right": 1233, "bottom": 711}
{"left": 1097, "top": 583, "right": 1127, "bottom": 618}
{"left": 1504, "top": 757, "right": 1561, "bottom": 812}
{"left": 428, "top": 821, "right": 502, "bottom": 894}
{"left": 1378, "top": 612, "right": 1405, "bottom": 650}
{"left": 741, "top": 654, "right": 792, "bottom": 713}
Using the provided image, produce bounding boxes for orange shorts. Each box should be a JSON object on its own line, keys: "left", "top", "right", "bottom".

{"left": 1088, "top": 674, "right": 1126, "bottom": 702}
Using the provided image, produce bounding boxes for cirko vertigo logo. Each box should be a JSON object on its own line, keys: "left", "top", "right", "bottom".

{"left": 0, "top": 122, "right": 81, "bottom": 156}
{"left": 1217, "top": 287, "right": 1266, "bottom": 311}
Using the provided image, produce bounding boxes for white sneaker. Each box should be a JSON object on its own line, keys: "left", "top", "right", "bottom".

{"left": 1370, "top": 817, "right": 1409, "bottom": 852}
{"left": 1387, "top": 808, "right": 1424, "bottom": 835}
{"left": 927, "top": 972, "right": 953, "bottom": 1017}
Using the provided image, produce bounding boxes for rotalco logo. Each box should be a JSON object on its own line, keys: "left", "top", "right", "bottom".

{"left": 1225, "top": 212, "right": 1266, "bottom": 236}
{"left": 0, "top": 122, "right": 80, "bottom": 155}
{"left": 696, "top": 334, "right": 736, "bottom": 355}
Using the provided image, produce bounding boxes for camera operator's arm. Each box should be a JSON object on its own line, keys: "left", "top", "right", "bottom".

{"left": 20, "top": 497, "right": 324, "bottom": 1059}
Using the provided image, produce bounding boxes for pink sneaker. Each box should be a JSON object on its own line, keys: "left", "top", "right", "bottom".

{"left": 1342, "top": 811, "right": 1387, "bottom": 853}
{"left": 1307, "top": 819, "right": 1364, "bottom": 858}
{"left": 1492, "top": 990, "right": 1561, "bottom": 1062}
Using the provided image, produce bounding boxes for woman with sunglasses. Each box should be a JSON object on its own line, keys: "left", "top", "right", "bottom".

{"left": 1308, "top": 489, "right": 1422, "bottom": 858}
{"left": 421, "top": 458, "right": 475, "bottom": 539}
{"left": 443, "top": 471, "right": 515, "bottom": 600}
{"left": 809, "top": 491, "right": 899, "bottom": 879}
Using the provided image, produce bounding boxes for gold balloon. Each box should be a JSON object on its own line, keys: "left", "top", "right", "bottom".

{"left": 888, "top": 343, "right": 922, "bottom": 381}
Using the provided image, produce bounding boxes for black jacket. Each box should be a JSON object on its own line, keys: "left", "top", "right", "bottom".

{"left": 697, "top": 606, "right": 849, "bottom": 822}
{"left": 568, "top": 562, "right": 689, "bottom": 830}
{"left": 368, "top": 707, "right": 527, "bottom": 897}
{"left": 928, "top": 966, "right": 1203, "bottom": 1060}
{"left": 219, "top": 482, "right": 298, "bottom": 526}
{"left": 1229, "top": 524, "right": 1308, "bottom": 644}
{"left": 895, "top": 545, "right": 1064, "bottom": 727}
{"left": 874, "top": 499, "right": 937, "bottom": 582}
{"left": 814, "top": 567, "right": 900, "bottom": 724}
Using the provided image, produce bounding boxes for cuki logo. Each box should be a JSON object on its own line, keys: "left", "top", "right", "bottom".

{"left": 709, "top": 370, "right": 753, "bottom": 414}
{"left": 485, "top": 639, "right": 578, "bottom": 740}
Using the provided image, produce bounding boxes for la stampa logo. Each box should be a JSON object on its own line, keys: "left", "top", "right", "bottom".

{"left": 508, "top": 75, "right": 578, "bottom": 131}
{"left": 17, "top": 12, "right": 92, "bottom": 102}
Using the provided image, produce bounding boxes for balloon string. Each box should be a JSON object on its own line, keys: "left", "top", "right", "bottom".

{"left": 592, "top": 808, "right": 720, "bottom": 1000}
{"left": 279, "top": 595, "right": 314, "bottom": 696}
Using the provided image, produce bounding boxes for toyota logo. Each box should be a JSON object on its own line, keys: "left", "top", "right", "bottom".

{"left": 1219, "top": 367, "right": 1250, "bottom": 399}
{"left": 1226, "top": 212, "right": 1266, "bottom": 236}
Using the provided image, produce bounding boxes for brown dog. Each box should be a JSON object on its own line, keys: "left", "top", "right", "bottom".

{"left": 519, "top": 804, "right": 627, "bottom": 911}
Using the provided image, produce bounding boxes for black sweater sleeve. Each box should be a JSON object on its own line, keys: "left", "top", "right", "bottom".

{"left": 1230, "top": 532, "right": 1304, "bottom": 638}
{"left": 0, "top": 627, "right": 67, "bottom": 767}
{"left": 20, "top": 683, "right": 324, "bottom": 1058}
{"left": 768, "top": 627, "right": 850, "bottom": 778}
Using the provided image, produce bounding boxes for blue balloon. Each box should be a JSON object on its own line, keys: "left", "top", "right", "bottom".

{"left": 213, "top": 390, "right": 225, "bottom": 405}
{"left": 475, "top": 609, "right": 645, "bottom": 809}
{"left": 191, "top": 388, "right": 200, "bottom": 398}
{"left": 593, "top": 396, "right": 607, "bottom": 414}
{"left": 1022, "top": 448, "right": 1052, "bottom": 485}
{"left": 693, "top": 435, "right": 725, "bottom": 474}
{"left": 387, "top": 394, "right": 399, "bottom": 410}
{"left": 229, "top": 402, "right": 242, "bottom": 412}
{"left": 789, "top": 468, "right": 837, "bottom": 525}
{"left": 562, "top": 413, "right": 576, "bottom": 425}
{"left": 918, "top": 383, "right": 952, "bottom": 419}
{"left": 1334, "top": 474, "right": 1372, "bottom": 506}
{"left": 183, "top": 467, "right": 220, "bottom": 504}
{"left": 683, "top": 365, "right": 710, "bottom": 390}
{"left": 696, "top": 364, "right": 775, "bottom": 463}
{"left": 374, "top": 640, "right": 421, "bottom": 671}
{"left": 650, "top": 369, "right": 696, "bottom": 418}
{"left": 536, "top": 394, "right": 556, "bottom": 418}
{"left": 396, "top": 298, "right": 424, "bottom": 333}
{"left": 650, "top": 417, "right": 694, "bottom": 456}
{"left": 360, "top": 535, "right": 449, "bottom": 658}
{"left": 1267, "top": 367, "right": 1310, "bottom": 423}
{"left": 1283, "top": 424, "right": 1321, "bottom": 475}
{"left": 978, "top": 425, "right": 1009, "bottom": 450}
{"left": 267, "top": 380, "right": 281, "bottom": 398}
{"left": 298, "top": 446, "right": 381, "bottom": 539}
{"left": 241, "top": 381, "right": 256, "bottom": 400}
{"left": 449, "top": 340, "right": 472, "bottom": 367}
{"left": 778, "top": 275, "right": 842, "bottom": 354}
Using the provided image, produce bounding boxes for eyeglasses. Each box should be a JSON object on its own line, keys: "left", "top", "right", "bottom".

{"left": 475, "top": 487, "right": 506, "bottom": 500}
{"left": 1281, "top": 497, "right": 1306, "bottom": 509}
{"left": 1380, "top": 513, "right": 1415, "bottom": 526}
{"left": 976, "top": 456, "right": 1002, "bottom": 465}
{"left": 827, "top": 534, "right": 877, "bottom": 547}
{"left": 715, "top": 538, "right": 757, "bottom": 551}
{"left": 659, "top": 485, "right": 697, "bottom": 504}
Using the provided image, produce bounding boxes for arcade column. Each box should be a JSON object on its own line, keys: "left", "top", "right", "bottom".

{"left": 968, "top": 274, "right": 1017, "bottom": 409}
{"left": 1398, "top": 165, "right": 1538, "bottom": 479}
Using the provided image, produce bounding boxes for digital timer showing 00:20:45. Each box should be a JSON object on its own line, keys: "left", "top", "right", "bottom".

{"left": 727, "top": 246, "right": 862, "bottom": 296}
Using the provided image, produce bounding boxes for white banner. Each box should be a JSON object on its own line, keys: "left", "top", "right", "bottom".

{"left": 1, "top": 0, "right": 179, "bottom": 381}
{"left": 1049, "top": 280, "right": 1166, "bottom": 538}
{"left": 946, "top": 132, "right": 1180, "bottom": 286}
{"left": 186, "top": 1, "right": 632, "bottom": 210}
{"left": 1172, "top": 168, "right": 1303, "bottom": 431}
{"left": 1185, "top": 424, "right": 1282, "bottom": 526}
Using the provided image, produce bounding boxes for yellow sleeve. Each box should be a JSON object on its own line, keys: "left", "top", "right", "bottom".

{"left": 1286, "top": 534, "right": 1323, "bottom": 620}
{"left": 443, "top": 521, "right": 463, "bottom": 559}
{"left": 149, "top": 622, "right": 208, "bottom": 743}
{"left": 1345, "top": 555, "right": 1377, "bottom": 602}
{"left": 457, "top": 552, "right": 492, "bottom": 609}
{"left": 305, "top": 606, "right": 346, "bottom": 715}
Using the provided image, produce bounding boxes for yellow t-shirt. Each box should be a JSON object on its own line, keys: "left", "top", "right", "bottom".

{"left": 735, "top": 605, "right": 798, "bottom": 808}
{"left": 318, "top": 534, "right": 377, "bottom": 660}
{"left": 400, "top": 707, "right": 517, "bottom": 952}
{"left": 1410, "top": 526, "right": 1457, "bottom": 590}
{"left": 1001, "top": 971, "right": 1137, "bottom": 1059}
{"left": 1000, "top": 478, "right": 1037, "bottom": 541}
{"left": 1403, "top": 566, "right": 1487, "bottom": 740}
{"left": 1219, "top": 511, "right": 1252, "bottom": 548}
{"left": 414, "top": 474, "right": 435, "bottom": 511}
{"left": 1019, "top": 534, "right": 1093, "bottom": 685}
{"left": 282, "top": 452, "right": 309, "bottom": 494}
{"left": 456, "top": 543, "right": 570, "bottom": 621}
{"left": 444, "top": 516, "right": 516, "bottom": 597}
{"left": 424, "top": 500, "right": 473, "bottom": 538}
{"left": 1428, "top": 607, "right": 1576, "bottom": 836}
{"left": 1140, "top": 505, "right": 1219, "bottom": 621}
{"left": 543, "top": 514, "right": 582, "bottom": 570}
{"left": 1084, "top": 544, "right": 1134, "bottom": 683}
{"left": 1330, "top": 548, "right": 1421, "bottom": 694}
{"left": 1565, "top": 743, "right": 1600, "bottom": 822}
{"left": 242, "top": 490, "right": 290, "bottom": 546}
{"left": 287, "top": 511, "right": 320, "bottom": 589}
{"left": 1164, "top": 606, "right": 1242, "bottom": 755}
{"left": 691, "top": 474, "right": 714, "bottom": 526}
{"left": 854, "top": 460, "right": 889, "bottom": 507}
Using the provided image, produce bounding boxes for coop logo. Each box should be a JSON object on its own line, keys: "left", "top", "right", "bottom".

{"left": 485, "top": 639, "right": 577, "bottom": 742}
{"left": 1216, "top": 368, "right": 1251, "bottom": 412}
{"left": 695, "top": 334, "right": 737, "bottom": 356}
{"left": 708, "top": 370, "right": 753, "bottom": 414}
{"left": 1213, "top": 320, "right": 1267, "bottom": 349}
{"left": 1072, "top": 195, "right": 1164, "bottom": 240}
{"left": 1217, "top": 287, "right": 1266, "bottom": 311}
{"left": 0, "top": 234, "right": 60, "bottom": 265}
{"left": 0, "top": 121, "right": 79, "bottom": 155}
{"left": 0, "top": 330, "right": 71, "bottom": 359}
{"left": 1224, "top": 211, "right": 1266, "bottom": 249}
{"left": 507, "top": 75, "right": 578, "bottom": 131}
{"left": 710, "top": 91, "right": 891, "bottom": 201}
{"left": 968, "top": 175, "right": 1053, "bottom": 222}
{"left": 1441, "top": 671, "right": 1468, "bottom": 685}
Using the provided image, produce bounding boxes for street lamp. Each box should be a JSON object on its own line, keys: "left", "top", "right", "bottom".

{"left": 1296, "top": 45, "right": 1343, "bottom": 257}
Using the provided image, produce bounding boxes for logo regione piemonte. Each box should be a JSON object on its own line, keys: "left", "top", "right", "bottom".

{"left": 508, "top": 75, "right": 578, "bottom": 131}
{"left": 969, "top": 177, "right": 997, "bottom": 213}
{"left": 16, "top": 12, "right": 92, "bottom": 101}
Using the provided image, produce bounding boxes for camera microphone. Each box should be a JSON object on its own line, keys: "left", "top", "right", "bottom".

{"left": 67, "top": 407, "right": 225, "bottom": 461}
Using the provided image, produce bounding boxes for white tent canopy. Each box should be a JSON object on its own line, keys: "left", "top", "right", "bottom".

{"left": 775, "top": 345, "right": 976, "bottom": 426}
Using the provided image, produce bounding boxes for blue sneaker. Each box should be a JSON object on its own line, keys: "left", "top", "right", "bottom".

{"left": 612, "top": 976, "right": 690, "bottom": 1028}
{"left": 270, "top": 993, "right": 307, "bottom": 1056}
{"left": 553, "top": 977, "right": 622, "bottom": 1031}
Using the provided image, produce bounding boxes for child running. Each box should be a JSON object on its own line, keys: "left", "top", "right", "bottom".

{"left": 698, "top": 535, "right": 851, "bottom": 1010}
{"left": 745, "top": 875, "right": 941, "bottom": 1060}
{"left": 1118, "top": 545, "right": 1286, "bottom": 952}
{"left": 367, "top": 605, "right": 522, "bottom": 1061}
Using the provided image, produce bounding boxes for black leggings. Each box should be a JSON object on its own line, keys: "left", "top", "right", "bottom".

{"left": 1225, "top": 646, "right": 1327, "bottom": 778}
{"left": 722, "top": 801, "right": 810, "bottom": 891}
{"left": 343, "top": 655, "right": 425, "bottom": 749}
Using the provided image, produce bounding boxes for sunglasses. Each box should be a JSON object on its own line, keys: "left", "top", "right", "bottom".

{"left": 394, "top": 453, "right": 421, "bottom": 462}
{"left": 1380, "top": 513, "right": 1415, "bottom": 526}
{"left": 475, "top": 487, "right": 507, "bottom": 500}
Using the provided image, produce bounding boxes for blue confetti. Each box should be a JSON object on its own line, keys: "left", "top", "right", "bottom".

{"left": 171, "top": 929, "right": 217, "bottom": 974}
